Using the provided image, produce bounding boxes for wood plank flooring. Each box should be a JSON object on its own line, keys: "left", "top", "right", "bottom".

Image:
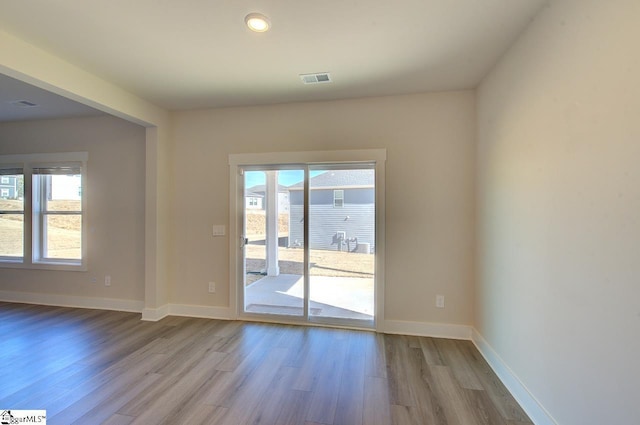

{"left": 0, "top": 302, "right": 532, "bottom": 425}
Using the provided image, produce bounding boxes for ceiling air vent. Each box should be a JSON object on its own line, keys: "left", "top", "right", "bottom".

{"left": 299, "top": 72, "right": 332, "bottom": 84}
{"left": 10, "top": 100, "right": 39, "bottom": 108}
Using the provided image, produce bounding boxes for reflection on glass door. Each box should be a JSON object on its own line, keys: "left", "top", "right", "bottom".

{"left": 241, "top": 164, "right": 375, "bottom": 328}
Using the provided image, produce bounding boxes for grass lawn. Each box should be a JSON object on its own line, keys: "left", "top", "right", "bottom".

{"left": 244, "top": 244, "right": 374, "bottom": 285}
{"left": 243, "top": 210, "right": 374, "bottom": 285}
{"left": 0, "top": 199, "right": 81, "bottom": 258}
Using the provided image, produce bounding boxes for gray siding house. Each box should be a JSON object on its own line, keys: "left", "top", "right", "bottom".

{"left": 288, "top": 170, "right": 375, "bottom": 253}
{"left": 0, "top": 175, "right": 19, "bottom": 199}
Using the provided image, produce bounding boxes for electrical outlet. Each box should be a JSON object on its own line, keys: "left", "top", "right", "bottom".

{"left": 208, "top": 282, "right": 216, "bottom": 293}
{"left": 436, "top": 295, "right": 445, "bottom": 308}
{"left": 212, "top": 225, "right": 226, "bottom": 236}
{"left": 105, "top": 275, "right": 111, "bottom": 286}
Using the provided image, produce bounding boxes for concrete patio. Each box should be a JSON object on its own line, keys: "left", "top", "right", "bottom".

{"left": 244, "top": 273, "right": 374, "bottom": 321}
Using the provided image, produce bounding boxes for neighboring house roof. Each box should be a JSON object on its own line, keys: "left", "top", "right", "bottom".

{"left": 289, "top": 170, "right": 374, "bottom": 190}
{"left": 245, "top": 191, "right": 264, "bottom": 198}
{"left": 246, "top": 184, "right": 289, "bottom": 194}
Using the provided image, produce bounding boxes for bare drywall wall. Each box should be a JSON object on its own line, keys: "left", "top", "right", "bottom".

{"left": 0, "top": 115, "right": 146, "bottom": 304}
{"left": 170, "top": 91, "right": 476, "bottom": 325}
{"left": 477, "top": 0, "right": 640, "bottom": 423}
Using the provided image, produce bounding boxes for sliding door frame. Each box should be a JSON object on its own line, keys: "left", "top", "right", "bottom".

{"left": 228, "top": 149, "right": 386, "bottom": 331}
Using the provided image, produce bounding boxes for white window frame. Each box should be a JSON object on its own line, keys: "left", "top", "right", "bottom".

{"left": 333, "top": 189, "right": 344, "bottom": 208}
{"left": 0, "top": 166, "right": 23, "bottom": 261}
{"left": 1, "top": 176, "right": 9, "bottom": 184}
{"left": 228, "top": 149, "right": 386, "bottom": 331}
{"left": 0, "top": 152, "right": 88, "bottom": 271}
{"left": 0, "top": 188, "right": 8, "bottom": 197}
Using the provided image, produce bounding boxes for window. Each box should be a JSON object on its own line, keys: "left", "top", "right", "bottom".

{"left": 1, "top": 176, "right": 9, "bottom": 184}
{"left": 249, "top": 197, "right": 258, "bottom": 206}
{"left": 0, "top": 168, "right": 24, "bottom": 259}
{"left": 333, "top": 189, "right": 344, "bottom": 208}
{"left": 0, "top": 153, "right": 87, "bottom": 270}
{"left": 33, "top": 165, "right": 83, "bottom": 263}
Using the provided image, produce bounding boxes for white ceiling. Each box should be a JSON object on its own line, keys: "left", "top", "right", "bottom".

{"left": 0, "top": 74, "right": 102, "bottom": 123}
{"left": 0, "top": 0, "right": 546, "bottom": 116}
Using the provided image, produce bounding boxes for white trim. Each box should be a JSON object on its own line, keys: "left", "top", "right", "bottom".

{"left": 141, "top": 303, "right": 232, "bottom": 322}
{"left": 471, "top": 329, "right": 558, "bottom": 425}
{"left": 229, "top": 149, "right": 386, "bottom": 330}
{"left": 141, "top": 304, "right": 170, "bottom": 321}
{"left": 229, "top": 149, "right": 387, "bottom": 166}
{"left": 229, "top": 163, "right": 241, "bottom": 320}
{"left": 0, "top": 290, "right": 143, "bottom": 313}
{"left": 333, "top": 189, "right": 344, "bottom": 207}
{"left": 381, "top": 319, "right": 472, "bottom": 340}
{"left": 241, "top": 314, "right": 374, "bottom": 332}
{"left": 374, "top": 157, "right": 386, "bottom": 331}
{"left": 167, "top": 304, "right": 232, "bottom": 320}
{"left": 381, "top": 319, "right": 472, "bottom": 339}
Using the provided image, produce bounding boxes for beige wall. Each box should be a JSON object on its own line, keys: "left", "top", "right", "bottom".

{"left": 1, "top": 1, "right": 638, "bottom": 420}
{"left": 0, "top": 116, "right": 146, "bottom": 303}
{"left": 1, "top": 27, "right": 173, "bottom": 315}
{"left": 476, "top": 0, "right": 640, "bottom": 423}
{"left": 171, "top": 91, "right": 476, "bottom": 325}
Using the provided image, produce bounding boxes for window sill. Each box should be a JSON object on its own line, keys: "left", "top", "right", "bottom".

{"left": 0, "top": 260, "right": 87, "bottom": 272}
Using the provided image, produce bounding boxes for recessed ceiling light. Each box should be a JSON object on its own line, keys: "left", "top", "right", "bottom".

{"left": 245, "top": 13, "right": 270, "bottom": 32}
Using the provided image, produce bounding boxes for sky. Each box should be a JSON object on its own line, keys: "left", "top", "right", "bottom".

{"left": 245, "top": 170, "right": 324, "bottom": 189}
{"left": 51, "top": 175, "right": 82, "bottom": 200}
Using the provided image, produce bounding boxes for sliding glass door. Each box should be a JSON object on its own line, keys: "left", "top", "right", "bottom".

{"left": 239, "top": 163, "right": 376, "bottom": 328}
{"left": 242, "top": 168, "right": 305, "bottom": 317}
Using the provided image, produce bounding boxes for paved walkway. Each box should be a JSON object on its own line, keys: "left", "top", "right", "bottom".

{"left": 245, "top": 274, "right": 374, "bottom": 320}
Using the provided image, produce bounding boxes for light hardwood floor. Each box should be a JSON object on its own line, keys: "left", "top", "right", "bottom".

{"left": 0, "top": 302, "right": 532, "bottom": 425}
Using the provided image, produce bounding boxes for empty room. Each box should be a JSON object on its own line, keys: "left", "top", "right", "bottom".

{"left": 0, "top": 1, "right": 638, "bottom": 424}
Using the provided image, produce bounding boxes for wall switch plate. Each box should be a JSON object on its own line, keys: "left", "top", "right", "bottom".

{"left": 436, "top": 295, "right": 445, "bottom": 308}
{"left": 208, "top": 282, "right": 216, "bottom": 293}
{"left": 212, "top": 225, "right": 226, "bottom": 236}
{"left": 105, "top": 275, "right": 111, "bottom": 286}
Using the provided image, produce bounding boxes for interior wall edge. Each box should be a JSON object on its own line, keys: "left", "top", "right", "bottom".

{"left": 471, "top": 328, "right": 558, "bottom": 425}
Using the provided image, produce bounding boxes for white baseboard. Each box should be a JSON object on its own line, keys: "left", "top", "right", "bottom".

{"left": 141, "top": 303, "right": 232, "bottom": 322}
{"left": 471, "top": 329, "right": 557, "bottom": 425}
{"left": 141, "top": 304, "right": 170, "bottom": 321}
{"left": 0, "top": 292, "right": 231, "bottom": 323}
{"left": 168, "top": 304, "right": 232, "bottom": 320}
{"left": 381, "top": 319, "right": 472, "bottom": 340}
{"left": 0, "top": 290, "right": 144, "bottom": 313}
